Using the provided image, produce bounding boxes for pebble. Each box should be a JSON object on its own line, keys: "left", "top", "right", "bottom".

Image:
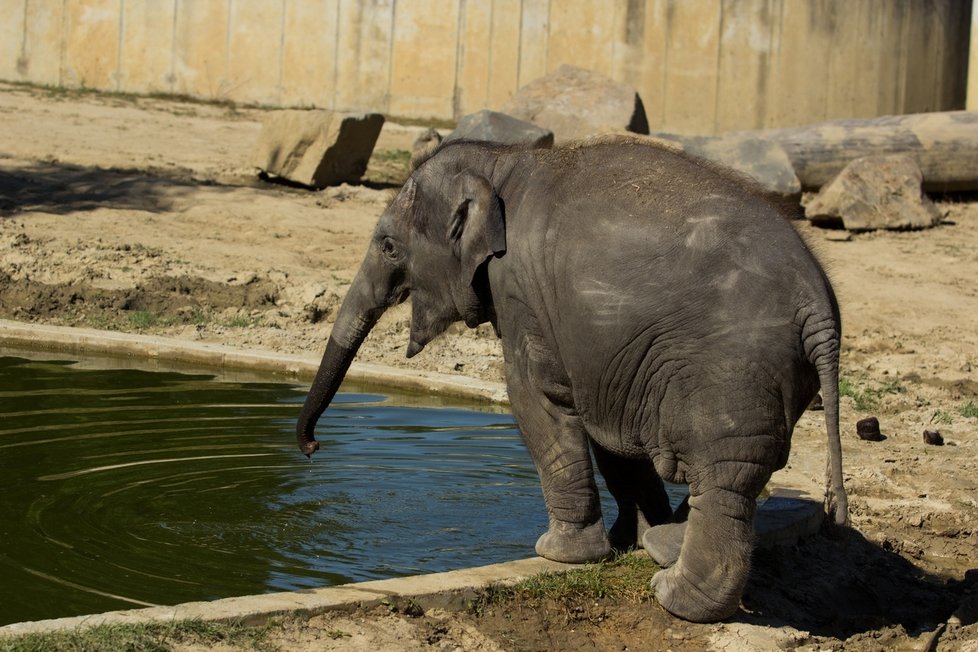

{"left": 856, "top": 416, "right": 885, "bottom": 441}
{"left": 922, "top": 429, "right": 944, "bottom": 446}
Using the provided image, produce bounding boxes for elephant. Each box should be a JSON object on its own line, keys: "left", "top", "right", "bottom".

{"left": 296, "top": 136, "right": 848, "bottom": 623}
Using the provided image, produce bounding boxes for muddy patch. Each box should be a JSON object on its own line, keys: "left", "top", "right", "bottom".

{"left": 0, "top": 273, "right": 279, "bottom": 326}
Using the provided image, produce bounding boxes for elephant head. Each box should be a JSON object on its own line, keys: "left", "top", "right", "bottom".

{"left": 296, "top": 155, "right": 507, "bottom": 455}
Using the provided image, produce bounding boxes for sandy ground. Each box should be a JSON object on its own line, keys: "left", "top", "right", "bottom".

{"left": 1, "top": 83, "right": 976, "bottom": 650}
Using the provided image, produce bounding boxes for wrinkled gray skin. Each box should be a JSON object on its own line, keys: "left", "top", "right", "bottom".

{"left": 296, "top": 139, "right": 848, "bottom": 623}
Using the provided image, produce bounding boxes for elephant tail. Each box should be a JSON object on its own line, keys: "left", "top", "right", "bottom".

{"left": 803, "top": 314, "right": 849, "bottom": 527}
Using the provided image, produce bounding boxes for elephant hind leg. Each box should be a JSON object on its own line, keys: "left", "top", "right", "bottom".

{"left": 591, "top": 442, "right": 673, "bottom": 551}
{"left": 651, "top": 485, "right": 758, "bottom": 622}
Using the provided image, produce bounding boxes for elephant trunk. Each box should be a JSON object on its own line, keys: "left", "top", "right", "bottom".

{"left": 295, "top": 274, "right": 384, "bottom": 457}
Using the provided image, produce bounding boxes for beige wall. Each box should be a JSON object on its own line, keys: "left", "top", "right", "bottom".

{"left": 1, "top": 0, "right": 971, "bottom": 134}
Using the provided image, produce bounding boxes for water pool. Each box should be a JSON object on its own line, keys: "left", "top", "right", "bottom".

{"left": 0, "top": 351, "right": 682, "bottom": 625}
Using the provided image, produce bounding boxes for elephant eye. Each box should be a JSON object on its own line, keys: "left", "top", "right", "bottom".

{"left": 380, "top": 237, "right": 400, "bottom": 261}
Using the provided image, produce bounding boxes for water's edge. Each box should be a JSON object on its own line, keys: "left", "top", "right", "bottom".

{"left": 0, "top": 319, "right": 824, "bottom": 636}
{"left": 0, "top": 319, "right": 510, "bottom": 406}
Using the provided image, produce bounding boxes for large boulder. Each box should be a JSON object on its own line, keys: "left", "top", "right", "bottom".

{"left": 647, "top": 132, "right": 801, "bottom": 197}
{"left": 252, "top": 110, "right": 385, "bottom": 189}
{"left": 445, "top": 110, "right": 553, "bottom": 148}
{"left": 805, "top": 154, "right": 942, "bottom": 231}
{"left": 501, "top": 65, "right": 649, "bottom": 142}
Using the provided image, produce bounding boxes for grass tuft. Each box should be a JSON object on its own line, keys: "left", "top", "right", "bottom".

{"left": 960, "top": 400, "right": 978, "bottom": 419}
{"left": 468, "top": 553, "right": 658, "bottom": 621}
{"left": 838, "top": 377, "right": 905, "bottom": 412}
{"left": 0, "top": 619, "right": 271, "bottom": 652}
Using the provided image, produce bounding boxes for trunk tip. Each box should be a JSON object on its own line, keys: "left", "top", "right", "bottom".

{"left": 300, "top": 440, "right": 320, "bottom": 457}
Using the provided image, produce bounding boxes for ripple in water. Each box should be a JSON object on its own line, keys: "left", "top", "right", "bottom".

{"left": 0, "top": 353, "right": 684, "bottom": 626}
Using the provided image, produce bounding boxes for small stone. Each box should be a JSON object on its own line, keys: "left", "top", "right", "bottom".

{"left": 856, "top": 416, "right": 885, "bottom": 441}
{"left": 824, "top": 230, "right": 852, "bottom": 242}
{"left": 922, "top": 429, "right": 944, "bottom": 446}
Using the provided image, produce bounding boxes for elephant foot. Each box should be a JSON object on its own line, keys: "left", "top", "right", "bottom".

{"left": 650, "top": 564, "right": 739, "bottom": 623}
{"left": 642, "top": 521, "right": 686, "bottom": 568}
{"left": 535, "top": 519, "right": 611, "bottom": 563}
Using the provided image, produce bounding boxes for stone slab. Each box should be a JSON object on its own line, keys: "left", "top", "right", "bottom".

{"left": 252, "top": 111, "right": 385, "bottom": 189}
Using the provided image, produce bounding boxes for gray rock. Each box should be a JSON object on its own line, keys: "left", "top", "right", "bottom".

{"left": 500, "top": 64, "right": 648, "bottom": 141}
{"left": 444, "top": 110, "right": 553, "bottom": 148}
{"left": 805, "top": 154, "right": 942, "bottom": 231}
{"left": 648, "top": 132, "right": 801, "bottom": 197}
{"left": 252, "top": 110, "right": 385, "bottom": 189}
{"left": 410, "top": 127, "right": 444, "bottom": 170}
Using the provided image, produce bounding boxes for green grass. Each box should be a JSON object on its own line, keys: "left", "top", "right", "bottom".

{"left": 364, "top": 148, "right": 412, "bottom": 186}
{"left": 125, "top": 309, "right": 210, "bottom": 330}
{"left": 931, "top": 409, "right": 954, "bottom": 425}
{"left": 960, "top": 400, "right": 978, "bottom": 418}
{"left": 0, "top": 619, "right": 271, "bottom": 652}
{"left": 838, "top": 377, "right": 905, "bottom": 412}
{"left": 469, "top": 553, "right": 658, "bottom": 619}
{"left": 223, "top": 313, "right": 263, "bottom": 328}
{"left": 126, "top": 310, "right": 169, "bottom": 329}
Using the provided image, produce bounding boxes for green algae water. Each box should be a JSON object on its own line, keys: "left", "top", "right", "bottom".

{"left": 0, "top": 351, "right": 686, "bottom": 626}
{"left": 0, "top": 352, "right": 543, "bottom": 626}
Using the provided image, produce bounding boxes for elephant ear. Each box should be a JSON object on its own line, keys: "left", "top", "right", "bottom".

{"left": 446, "top": 171, "right": 506, "bottom": 284}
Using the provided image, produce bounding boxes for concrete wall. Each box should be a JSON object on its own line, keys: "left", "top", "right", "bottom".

{"left": 1, "top": 0, "right": 971, "bottom": 134}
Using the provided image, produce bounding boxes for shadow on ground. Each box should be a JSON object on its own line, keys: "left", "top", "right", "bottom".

{"left": 0, "top": 160, "right": 226, "bottom": 216}
{"left": 740, "top": 526, "right": 976, "bottom": 639}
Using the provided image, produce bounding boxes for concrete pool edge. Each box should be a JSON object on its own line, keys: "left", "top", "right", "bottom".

{"left": 0, "top": 318, "right": 829, "bottom": 636}
{"left": 0, "top": 491, "right": 826, "bottom": 638}
{"left": 0, "top": 557, "right": 579, "bottom": 638}
{"left": 0, "top": 319, "right": 509, "bottom": 404}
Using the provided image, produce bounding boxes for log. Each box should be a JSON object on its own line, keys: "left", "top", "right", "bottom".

{"left": 729, "top": 111, "right": 978, "bottom": 192}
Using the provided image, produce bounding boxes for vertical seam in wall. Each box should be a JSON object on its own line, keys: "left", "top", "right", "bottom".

{"left": 774, "top": 0, "right": 784, "bottom": 127}
{"left": 169, "top": 0, "right": 177, "bottom": 94}
{"left": 611, "top": 0, "right": 620, "bottom": 80}
{"left": 224, "top": 0, "right": 233, "bottom": 98}
{"left": 516, "top": 0, "right": 524, "bottom": 88}
{"left": 330, "top": 0, "right": 340, "bottom": 111}
{"left": 712, "top": 0, "right": 724, "bottom": 135}
{"left": 545, "top": 0, "right": 552, "bottom": 72}
{"left": 661, "top": 1, "right": 670, "bottom": 128}
{"left": 116, "top": 0, "right": 124, "bottom": 92}
{"left": 19, "top": 0, "right": 28, "bottom": 73}
{"left": 278, "top": 0, "right": 286, "bottom": 105}
{"left": 59, "top": 0, "right": 67, "bottom": 86}
{"left": 453, "top": 0, "right": 466, "bottom": 118}
{"left": 387, "top": 0, "right": 397, "bottom": 115}
{"left": 487, "top": 0, "right": 495, "bottom": 104}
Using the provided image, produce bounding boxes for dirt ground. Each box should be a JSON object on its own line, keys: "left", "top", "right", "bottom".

{"left": 1, "top": 83, "right": 976, "bottom": 651}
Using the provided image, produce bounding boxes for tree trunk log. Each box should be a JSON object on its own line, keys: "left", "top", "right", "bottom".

{"left": 730, "top": 111, "right": 978, "bottom": 192}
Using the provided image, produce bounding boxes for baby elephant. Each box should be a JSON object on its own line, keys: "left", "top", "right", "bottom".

{"left": 296, "top": 137, "right": 848, "bottom": 623}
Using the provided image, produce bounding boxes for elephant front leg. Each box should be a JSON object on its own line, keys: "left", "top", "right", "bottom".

{"left": 506, "top": 363, "right": 610, "bottom": 563}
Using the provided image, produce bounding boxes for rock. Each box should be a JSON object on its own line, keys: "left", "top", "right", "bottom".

{"left": 805, "top": 154, "right": 942, "bottom": 231}
{"left": 500, "top": 64, "right": 649, "bottom": 141}
{"left": 444, "top": 110, "right": 553, "bottom": 148}
{"left": 410, "top": 127, "right": 443, "bottom": 166}
{"left": 647, "top": 132, "right": 801, "bottom": 197}
{"left": 252, "top": 110, "right": 385, "bottom": 189}
{"left": 856, "top": 416, "right": 885, "bottom": 441}
{"left": 922, "top": 429, "right": 944, "bottom": 446}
